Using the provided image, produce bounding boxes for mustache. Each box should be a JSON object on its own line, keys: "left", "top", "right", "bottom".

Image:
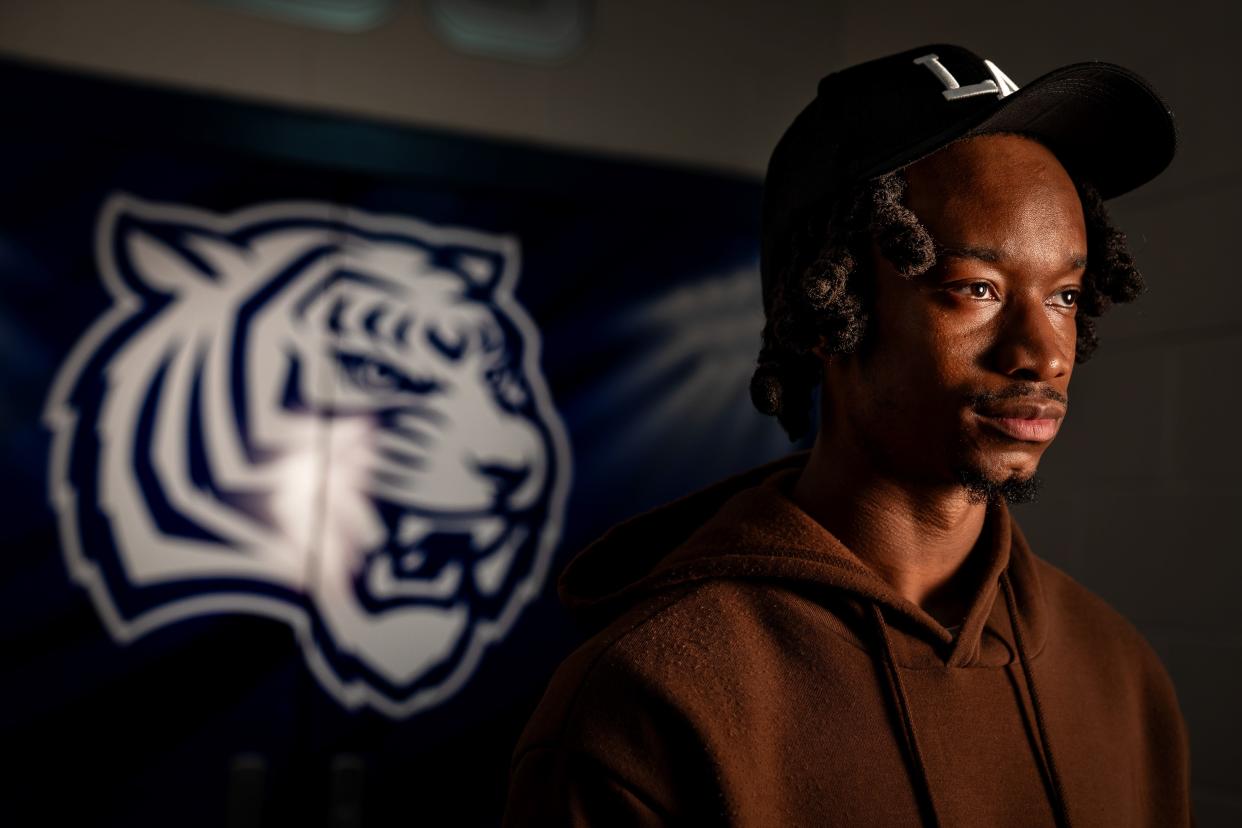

{"left": 966, "top": 383, "right": 1068, "bottom": 409}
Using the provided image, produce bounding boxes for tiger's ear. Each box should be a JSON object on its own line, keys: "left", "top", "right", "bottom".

{"left": 112, "top": 210, "right": 248, "bottom": 297}
{"left": 440, "top": 245, "right": 506, "bottom": 297}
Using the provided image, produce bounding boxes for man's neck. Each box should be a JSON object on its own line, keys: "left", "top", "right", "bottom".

{"left": 789, "top": 436, "right": 989, "bottom": 627}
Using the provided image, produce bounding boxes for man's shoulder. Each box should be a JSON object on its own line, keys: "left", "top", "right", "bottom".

{"left": 1032, "top": 554, "right": 1144, "bottom": 638}
{"left": 1029, "top": 553, "right": 1178, "bottom": 693}
{"left": 562, "top": 579, "right": 824, "bottom": 684}
{"left": 520, "top": 577, "right": 856, "bottom": 746}
{"left": 509, "top": 582, "right": 747, "bottom": 800}
{"left": 508, "top": 580, "right": 788, "bottom": 824}
{"left": 1026, "top": 551, "right": 1191, "bottom": 769}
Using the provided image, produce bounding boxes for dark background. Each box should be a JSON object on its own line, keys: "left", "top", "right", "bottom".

{"left": 0, "top": 51, "right": 790, "bottom": 828}
{"left": 1, "top": 0, "right": 1239, "bottom": 824}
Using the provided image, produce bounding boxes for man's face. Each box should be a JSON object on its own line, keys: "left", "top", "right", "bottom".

{"left": 827, "top": 133, "right": 1086, "bottom": 501}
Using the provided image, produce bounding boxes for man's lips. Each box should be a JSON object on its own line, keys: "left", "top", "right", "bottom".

{"left": 979, "top": 416, "right": 1060, "bottom": 442}
{"left": 974, "top": 399, "right": 1067, "bottom": 443}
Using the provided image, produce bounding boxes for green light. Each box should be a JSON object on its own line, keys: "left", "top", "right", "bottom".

{"left": 207, "top": 0, "right": 397, "bottom": 33}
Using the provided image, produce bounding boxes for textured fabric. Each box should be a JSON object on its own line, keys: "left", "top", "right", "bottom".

{"left": 505, "top": 452, "right": 1193, "bottom": 827}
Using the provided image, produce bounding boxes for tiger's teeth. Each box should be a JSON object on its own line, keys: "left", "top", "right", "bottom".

{"left": 397, "top": 515, "right": 433, "bottom": 547}
{"left": 470, "top": 517, "right": 506, "bottom": 552}
{"left": 367, "top": 556, "right": 461, "bottom": 600}
{"left": 475, "top": 525, "right": 528, "bottom": 596}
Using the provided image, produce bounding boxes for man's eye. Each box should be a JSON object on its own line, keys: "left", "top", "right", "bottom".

{"left": 950, "top": 281, "right": 996, "bottom": 300}
{"left": 1050, "top": 289, "right": 1080, "bottom": 308}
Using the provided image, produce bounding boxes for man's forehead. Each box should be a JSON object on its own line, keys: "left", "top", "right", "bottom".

{"left": 905, "top": 133, "right": 1072, "bottom": 192}
{"left": 902, "top": 134, "right": 1087, "bottom": 262}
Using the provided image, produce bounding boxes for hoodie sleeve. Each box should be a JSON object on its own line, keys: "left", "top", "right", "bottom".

{"left": 504, "top": 744, "right": 670, "bottom": 827}
{"left": 502, "top": 598, "right": 721, "bottom": 827}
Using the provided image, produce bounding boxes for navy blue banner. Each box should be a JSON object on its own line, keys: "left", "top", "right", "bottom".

{"left": 0, "top": 58, "right": 795, "bottom": 826}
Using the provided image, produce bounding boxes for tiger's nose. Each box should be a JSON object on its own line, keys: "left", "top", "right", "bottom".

{"left": 477, "top": 462, "right": 531, "bottom": 501}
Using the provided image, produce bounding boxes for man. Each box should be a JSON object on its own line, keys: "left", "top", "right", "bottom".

{"left": 504, "top": 44, "right": 1192, "bottom": 826}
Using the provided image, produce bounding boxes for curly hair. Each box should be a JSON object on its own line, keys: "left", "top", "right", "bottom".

{"left": 749, "top": 164, "right": 1144, "bottom": 442}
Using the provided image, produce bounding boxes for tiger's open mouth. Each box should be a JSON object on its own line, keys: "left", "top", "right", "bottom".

{"left": 358, "top": 514, "right": 529, "bottom": 608}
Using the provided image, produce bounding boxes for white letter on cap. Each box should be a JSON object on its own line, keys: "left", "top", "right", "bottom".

{"left": 913, "top": 53, "right": 1019, "bottom": 101}
{"left": 984, "top": 59, "right": 1019, "bottom": 98}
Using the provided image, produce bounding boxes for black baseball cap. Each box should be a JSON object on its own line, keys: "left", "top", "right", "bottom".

{"left": 760, "top": 43, "right": 1177, "bottom": 311}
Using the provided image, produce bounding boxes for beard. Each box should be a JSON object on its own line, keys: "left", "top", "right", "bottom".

{"left": 955, "top": 465, "right": 1042, "bottom": 505}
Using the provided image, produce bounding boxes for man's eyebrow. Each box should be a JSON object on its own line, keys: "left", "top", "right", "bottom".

{"left": 935, "top": 243, "right": 1002, "bottom": 263}
{"left": 934, "top": 243, "right": 1089, "bottom": 270}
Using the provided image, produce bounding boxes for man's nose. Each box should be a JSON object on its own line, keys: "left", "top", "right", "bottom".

{"left": 991, "top": 297, "right": 1071, "bottom": 382}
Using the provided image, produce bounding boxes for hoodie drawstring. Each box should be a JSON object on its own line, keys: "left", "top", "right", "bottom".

{"left": 870, "top": 572, "right": 1072, "bottom": 828}
{"left": 1000, "top": 570, "right": 1073, "bottom": 828}
{"left": 870, "top": 603, "right": 942, "bottom": 828}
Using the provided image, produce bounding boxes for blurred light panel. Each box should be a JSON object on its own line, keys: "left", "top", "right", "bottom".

{"left": 428, "top": 0, "right": 591, "bottom": 63}
{"left": 207, "top": 0, "right": 397, "bottom": 32}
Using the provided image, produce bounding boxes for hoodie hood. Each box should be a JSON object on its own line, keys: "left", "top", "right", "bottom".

{"left": 559, "top": 451, "right": 1048, "bottom": 670}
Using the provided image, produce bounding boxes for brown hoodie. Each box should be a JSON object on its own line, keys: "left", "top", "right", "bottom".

{"left": 504, "top": 453, "right": 1193, "bottom": 826}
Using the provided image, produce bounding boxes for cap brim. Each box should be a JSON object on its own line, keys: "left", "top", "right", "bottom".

{"left": 975, "top": 62, "right": 1176, "bottom": 198}
{"left": 869, "top": 62, "right": 1177, "bottom": 199}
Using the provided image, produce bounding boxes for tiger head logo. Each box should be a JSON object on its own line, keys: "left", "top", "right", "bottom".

{"left": 45, "top": 194, "right": 572, "bottom": 717}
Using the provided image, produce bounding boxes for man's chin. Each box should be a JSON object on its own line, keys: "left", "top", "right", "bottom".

{"left": 955, "top": 466, "right": 1042, "bottom": 505}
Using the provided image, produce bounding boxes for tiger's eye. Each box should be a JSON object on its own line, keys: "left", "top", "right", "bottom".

{"left": 363, "top": 361, "right": 399, "bottom": 389}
